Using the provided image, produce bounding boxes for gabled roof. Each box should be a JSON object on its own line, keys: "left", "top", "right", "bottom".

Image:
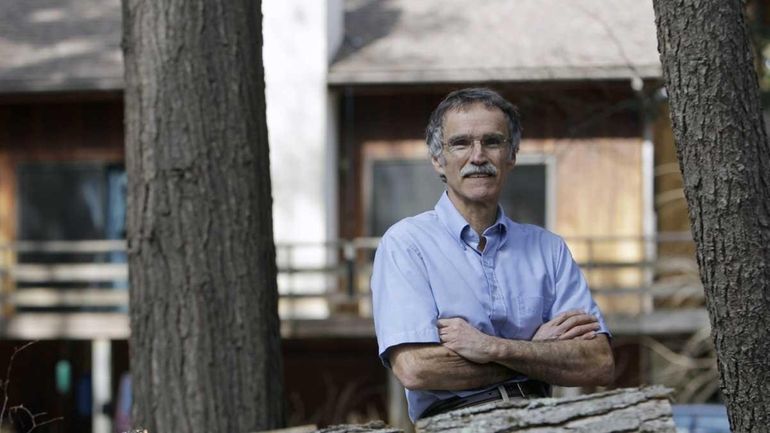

{"left": 0, "top": 0, "right": 122, "bottom": 93}
{"left": 0, "top": 0, "right": 661, "bottom": 93}
{"left": 329, "top": 0, "right": 661, "bottom": 85}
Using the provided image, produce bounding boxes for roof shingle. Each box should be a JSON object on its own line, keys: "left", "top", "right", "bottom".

{"left": 0, "top": 0, "right": 122, "bottom": 92}
{"left": 329, "top": 0, "right": 661, "bottom": 85}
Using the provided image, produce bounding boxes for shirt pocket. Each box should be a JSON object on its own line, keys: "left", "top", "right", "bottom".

{"left": 516, "top": 295, "right": 545, "bottom": 338}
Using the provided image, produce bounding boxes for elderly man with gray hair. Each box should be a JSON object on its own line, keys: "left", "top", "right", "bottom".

{"left": 371, "top": 88, "right": 614, "bottom": 422}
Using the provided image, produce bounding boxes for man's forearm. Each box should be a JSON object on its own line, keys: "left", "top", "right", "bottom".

{"left": 438, "top": 318, "right": 614, "bottom": 387}
{"left": 488, "top": 335, "right": 614, "bottom": 386}
{"left": 390, "top": 343, "right": 517, "bottom": 391}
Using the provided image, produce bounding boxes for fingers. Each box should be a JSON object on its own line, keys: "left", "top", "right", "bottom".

{"left": 437, "top": 317, "right": 463, "bottom": 341}
{"left": 559, "top": 322, "right": 601, "bottom": 340}
{"left": 550, "top": 309, "right": 587, "bottom": 326}
{"left": 534, "top": 311, "right": 600, "bottom": 341}
{"left": 437, "top": 317, "right": 468, "bottom": 328}
{"left": 560, "top": 313, "right": 598, "bottom": 330}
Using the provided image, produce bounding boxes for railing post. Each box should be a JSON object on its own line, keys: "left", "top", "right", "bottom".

{"left": 0, "top": 244, "right": 14, "bottom": 318}
{"left": 642, "top": 235, "right": 655, "bottom": 314}
{"left": 92, "top": 338, "right": 112, "bottom": 433}
{"left": 344, "top": 241, "right": 356, "bottom": 300}
{"left": 284, "top": 244, "right": 294, "bottom": 318}
{"left": 586, "top": 238, "right": 595, "bottom": 285}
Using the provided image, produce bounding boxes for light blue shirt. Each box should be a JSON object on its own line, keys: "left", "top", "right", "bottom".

{"left": 371, "top": 192, "right": 610, "bottom": 421}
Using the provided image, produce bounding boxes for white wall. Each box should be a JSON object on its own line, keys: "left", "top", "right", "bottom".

{"left": 263, "top": 0, "right": 342, "bottom": 317}
{"left": 325, "top": 0, "right": 344, "bottom": 247}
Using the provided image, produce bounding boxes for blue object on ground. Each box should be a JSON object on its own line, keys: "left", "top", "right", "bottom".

{"left": 672, "top": 404, "right": 730, "bottom": 433}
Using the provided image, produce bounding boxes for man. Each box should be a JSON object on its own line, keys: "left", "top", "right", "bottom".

{"left": 370, "top": 88, "right": 614, "bottom": 422}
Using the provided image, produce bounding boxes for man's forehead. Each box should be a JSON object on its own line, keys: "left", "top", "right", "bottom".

{"left": 442, "top": 103, "right": 508, "bottom": 133}
{"left": 444, "top": 101, "right": 504, "bottom": 116}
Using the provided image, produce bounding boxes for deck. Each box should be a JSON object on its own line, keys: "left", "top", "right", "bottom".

{"left": 0, "top": 234, "right": 708, "bottom": 340}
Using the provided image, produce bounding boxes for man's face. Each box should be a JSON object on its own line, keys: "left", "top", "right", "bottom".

{"left": 432, "top": 103, "right": 515, "bottom": 209}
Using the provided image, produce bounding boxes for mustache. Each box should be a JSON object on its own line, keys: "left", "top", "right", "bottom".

{"left": 460, "top": 163, "right": 497, "bottom": 177}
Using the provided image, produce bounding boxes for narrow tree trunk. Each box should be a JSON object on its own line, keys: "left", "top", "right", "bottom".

{"left": 123, "top": 1, "right": 285, "bottom": 432}
{"left": 652, "top": 1, "right": 770, "bottom": 431}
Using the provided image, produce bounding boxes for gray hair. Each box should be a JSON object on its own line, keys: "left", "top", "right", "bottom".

{"left": 426, "top": 88, "right": 522, "bottom": 162}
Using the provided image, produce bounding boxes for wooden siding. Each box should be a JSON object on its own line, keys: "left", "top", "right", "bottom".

{"left": 653, "top": 104, "right": 692, "bottom": 241}
{"left": 525, "top": 138, "right": 644, "bottom": 314}
{"left": 0, "top": 96, "right": 124, "bottom": 321}
{"left": 0, "top": 97, "right": 124, "bottom": 245}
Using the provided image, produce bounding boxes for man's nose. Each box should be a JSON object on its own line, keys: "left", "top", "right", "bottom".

{"left": 468, "top": 140, "right": 488, "bottom": 164}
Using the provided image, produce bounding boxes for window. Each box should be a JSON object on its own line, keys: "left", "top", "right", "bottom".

{"left": 16, "top": 162, "right": 126, "bottom": 295}
{"left": 368, "top": 157, "right": 552, "bottom": 236}
{"left": 370, "top": 159, "right": 443, "bottom": 236}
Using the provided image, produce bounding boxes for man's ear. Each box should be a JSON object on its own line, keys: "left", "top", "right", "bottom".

{"left": 431, "top": 155, "right": 446, "bottom": 177}
{"left": 506, "top": 154, "right": 516, "bottom": 171}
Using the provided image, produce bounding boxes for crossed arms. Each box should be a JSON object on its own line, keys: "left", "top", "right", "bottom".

{"left": 390, "top": 309, "right": 615, "bottom": 391}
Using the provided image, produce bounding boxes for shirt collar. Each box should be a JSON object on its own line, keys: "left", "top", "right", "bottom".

{"left": 434, "top": 192, "right": 508, "bottom": 248}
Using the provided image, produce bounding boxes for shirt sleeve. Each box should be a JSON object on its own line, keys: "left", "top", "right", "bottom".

{"left": 549, "top": 237, "right": 611, "bottom": 337}
{"left": 371, "top": 231, "right": 441, "bottom": 368}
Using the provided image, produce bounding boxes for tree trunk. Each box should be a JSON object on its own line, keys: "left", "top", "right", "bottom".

{"left": 301, "top": 388, "right": 674, "bottom": 433}
{"left": 123, "top": 1, "right": 285, "bottom": 432}
{"left": 652, "top": 1, "right": 770, "bottom": 431}
{"left": 415, "top": 387, "right": 675, "bottom": 433}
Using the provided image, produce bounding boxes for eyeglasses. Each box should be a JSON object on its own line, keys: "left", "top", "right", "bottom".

{"left": 444, "top": 134, "right": 510, "bottom": 154}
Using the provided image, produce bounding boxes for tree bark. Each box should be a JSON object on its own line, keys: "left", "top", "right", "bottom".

{"left": 313, "top": 421, "right": 402, "bottom": 433}
{"left": 652, "top": 1, "right": 770, "bottom": 431}
{"left": 415, "top": 387, "right": 675, "bottom": 433}
{"left": 123, "top": 1, "right": 285, "bottom": 432}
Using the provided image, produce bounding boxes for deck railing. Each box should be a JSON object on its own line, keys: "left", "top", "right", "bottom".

{"left": 0, "top": 233, "right": 702, "bottom": 323}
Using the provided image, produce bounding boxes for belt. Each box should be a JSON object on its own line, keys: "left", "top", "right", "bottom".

{"left": 419, "top": 380, "right": 550, "bottom": 419}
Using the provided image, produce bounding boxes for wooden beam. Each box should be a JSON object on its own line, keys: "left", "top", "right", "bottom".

{"left": 13, "top": 263, "right": 127, "bottom": 282}
{"left": 10, "top": 288, "right": 128, "bottom": 307}
{"left": 2, "top": 312, "right": 129, "bottom": 339}
{"left": 13, "top": 239, "right": 125, "bottom": 253}
{"left": 280, "top": 318, "right": 375, "bottom": 339}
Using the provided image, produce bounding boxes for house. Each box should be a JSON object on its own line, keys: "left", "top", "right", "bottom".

{"left": 0, "top": 0, "right": 709, "bottom": 431}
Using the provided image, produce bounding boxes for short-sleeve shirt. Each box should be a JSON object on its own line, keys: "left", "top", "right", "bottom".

{"left": 370, "top": 192, "right": 610, "bottom": 421}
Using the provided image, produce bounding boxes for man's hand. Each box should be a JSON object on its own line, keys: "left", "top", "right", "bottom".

{"left": 532, "top": 309, "right": 600, "bottom": 341}
{"left": 437, "top": 317, "right": 496, "bottom": 363}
